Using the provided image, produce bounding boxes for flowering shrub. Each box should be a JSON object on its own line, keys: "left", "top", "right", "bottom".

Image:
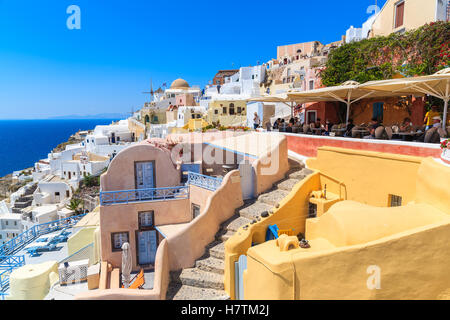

{"left": 321, "top": 21, "right": 450, "bottom": 86}
{"left": 441, "top": 138, "right": 450, "bottom": 150}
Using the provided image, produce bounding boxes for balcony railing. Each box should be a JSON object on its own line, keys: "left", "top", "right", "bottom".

{"left": 187, "top": 172, "right": 223, "bottom": 191}
{"left": 0, "top": 255, "right": 25, "bottom": 292}
{"left": 100, "top": 186, "right": 189, "bottom": 205}
{"left": 0, "top": 214, "right": 86, "bottom": 257}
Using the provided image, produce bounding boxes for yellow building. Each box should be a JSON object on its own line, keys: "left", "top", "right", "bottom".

{"left": 225, "top": 147, "right": 450, "bottom": 300}
{"left": 207, "top": 99, "right": 247, "bottom": 126}
{"left": 371, "top": 0, "right": 448, "bottom": 37}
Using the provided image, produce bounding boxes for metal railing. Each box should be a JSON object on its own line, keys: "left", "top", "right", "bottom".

{"left": 100, "top": 186, "right": 189, "bottom": 205}
{"left": 0, "top": 214, "right": 86, "bottom": 257}
{"left": 59, "top": 243, "right": 95, "bottom": 266}
{"left": 187, "top": 172, "right": 223, "bottom": 191}
{"left": 0, "top": 255, "right": 25, "bottom": 293}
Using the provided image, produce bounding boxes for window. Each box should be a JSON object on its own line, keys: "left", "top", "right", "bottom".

{"left": 229, "top": 103, "right": 235, "bottom": 115}
{"left": 309, "top": 80, "right": 314, "bottom": 90}
{"left": 389, "top": 194, "right": 402, "bottom": 207}
{"left": 66, "top": 190, "right": 70, "bottom": 197}
{"left": 139, "top": 211, "right": 154, "bottom": 230}
{"left": 191, "top": 114, "right": 195, "bottom": 119}
{"left": 55, "top": 192, "right": 60, "bottom": 197}
{"left": 14, "top": 221, "right": 17, "bottom": 226}
{"left": 308, "top": 203, "right": 317, "bottom": 218}
{"left": 394, "top": 1, "right": 405, "bottom": 29}
{"left": 5, "top": 221, "right": 8, "bottom": 226}
{"left": 196, "top": 114, "right": 201, "bottom": 119}
{"left": 222, "top": 107, "right": 227, "bottom": 114}
{"left": 111, "top": 232, "right": 129, "bottom": 252}
{"left": 237, "top": 107, "right": 242, "bottom": 114}
{"left": 214, "top": 109, "right": 219, "bottom": 115}
{"left": 192, "top": 204, "right": 201, "bottom": 219}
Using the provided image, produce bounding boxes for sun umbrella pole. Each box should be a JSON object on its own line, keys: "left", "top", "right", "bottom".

{"left": 443, "top": 80, "right": 449, "bottom": 129}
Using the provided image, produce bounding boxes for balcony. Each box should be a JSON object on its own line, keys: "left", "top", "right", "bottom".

{"left": 100, "top": 186, "right": 189, "bottom": 206}
{"left": 187, "top": 172, "right": 223, "bottom": 191}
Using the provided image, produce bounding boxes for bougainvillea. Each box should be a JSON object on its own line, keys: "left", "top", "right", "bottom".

{"left": 320, "top": 21, "right": 450, "bottom": 87}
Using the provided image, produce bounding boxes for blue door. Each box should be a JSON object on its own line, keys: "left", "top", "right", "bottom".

{"left": 137, "top": 230, "right": 158, "bottom": 266}
{"left": 135, "top": 162, "right": 154, "bottom": 189}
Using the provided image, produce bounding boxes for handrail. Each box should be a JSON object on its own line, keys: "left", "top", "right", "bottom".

{"left": 0, "top": 214, "right": 86, "bottom": 257}
{"left": 317, "top": 172, "right": 347, "bottom": 200}
{"left": 100, "top": 186, "right": 189, "bottom": 205}
{"left": 187, "top": 172, "right": 223, "bottom": 191}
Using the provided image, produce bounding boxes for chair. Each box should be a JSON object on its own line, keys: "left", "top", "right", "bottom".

{"left": 302, "top": 124, "right": 310, "bottom": 134}
{"left": 375, "top": 126, "right": 388, "bottom": 140}
{"left": 384, "top": 126, "right": 393, "bottom": 140}
{"left": 437, "top": 127, "right": 448, "bottom": 138}
{"left": 424, "top": 128, "right": 440, "bottom": 143}
{"left": 127, "top": 269, "right": 145, "bottom": 289}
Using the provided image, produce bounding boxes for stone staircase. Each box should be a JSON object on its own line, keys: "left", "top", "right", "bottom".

{"left": 166, "top": 159, "right": 313, "bottom": 300}
{"left": 12, "top": 184, "right": 37, "bottom": 214}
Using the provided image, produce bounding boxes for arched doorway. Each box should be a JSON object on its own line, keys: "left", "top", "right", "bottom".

{"left": 144, "top": 115, "right": 150, "bottom": 124}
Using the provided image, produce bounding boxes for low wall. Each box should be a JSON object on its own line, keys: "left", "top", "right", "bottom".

{"left": 251, "top": 134, "right": 289, "bottom": 197}
{"left": 166, "top": 170, "right": 243, "bottom": 270}
{"left": 75, "top": 238, "right": 170, "bottom": 300}
{"left": 284, "top": 133, "right": 442, "bottom": 158}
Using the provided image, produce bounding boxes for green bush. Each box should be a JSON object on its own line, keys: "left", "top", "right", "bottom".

{"left": 320, "top": 21, "right": 450, "bottom": 87}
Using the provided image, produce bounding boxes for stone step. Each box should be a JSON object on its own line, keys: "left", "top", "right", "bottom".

{"left": 170, "top": 285, "right": 229, "bottom": 300}
{"left": 257, "top": 189, "right": 289, "bottom": 206}
{"left": 13, "top": 201, "right": 32, "bottom": 209}
{"left": 178, "top": 268, "right": 224, "bottom": 290}
{"left": 207, "top": 241, "right": 225, "bottom": 260}
{"left": 223, "top": 216, "right": 252, "bottom": 232}
{"left": 288, "top": 160, "right": 304, "bottom": 171}
{"left": 216, "top": 229, "right": 235, "bottom": 242}
{"left": 288, "top": 168, "right": 313, "bottom": 180}
{"left": 238, "top": 201, "right": 273, "bottom": 220}
{"left": 12, "top": 208, "right": 22, "bottom": 214}
{"left": 276, "top": 178, "right": 301, "bottom": 192}
{"left": 195, "top": 256, "right": 225, "bottom": 275}
{"left": 20, "top": 195, "right": 34, "bottom": 202}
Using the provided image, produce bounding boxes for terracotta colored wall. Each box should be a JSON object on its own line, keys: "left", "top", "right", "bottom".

{"left": 285, "top": 133, "right": 442, "bottom": 158}
{"left": 189, "top": 185, "right": 214, "bottom": 216}
{"left": 100, "top": 144, "right": 180, "bottom": 192}
{"left": 166, "top": 170, "right": 243, "bottom": 270}
{"left": 99, "top": 199, "right": 190, "bottom": 269}
{"left": 351, "top": 97, "right": 425, "bottom": 126}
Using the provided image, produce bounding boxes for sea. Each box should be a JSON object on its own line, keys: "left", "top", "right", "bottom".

{"left": 0, "top": 119, "right": 122, "bottom": 177}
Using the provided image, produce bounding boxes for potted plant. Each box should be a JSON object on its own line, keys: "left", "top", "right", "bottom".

{"left": 440, "top": 138, "right": 450, "bottom": 163}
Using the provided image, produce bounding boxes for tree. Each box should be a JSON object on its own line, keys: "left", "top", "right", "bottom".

{"left": 67, "top": 198, "right": 83, "bottom": 214}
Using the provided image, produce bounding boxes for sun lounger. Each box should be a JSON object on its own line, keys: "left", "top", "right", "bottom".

{"left": 125, "top": 269, "right": 145, "bottom": 289}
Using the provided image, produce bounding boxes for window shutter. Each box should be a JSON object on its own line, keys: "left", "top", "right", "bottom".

{"left": 395, "top": 2, "right": 405, "bottom": 28}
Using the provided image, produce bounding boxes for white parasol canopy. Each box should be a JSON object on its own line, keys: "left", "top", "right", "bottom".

{"left": 121, "top": 242, "right": 132, "bottom": 288}
{"left": 287, "top": 80, "right": 419, "bottom": 125}
{"left": 360, "top": 68, "right": 450, "bottom": 129}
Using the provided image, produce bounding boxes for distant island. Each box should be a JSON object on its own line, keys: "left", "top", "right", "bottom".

{"left": 47, "top": 113, "right": 129, "bottom": 120}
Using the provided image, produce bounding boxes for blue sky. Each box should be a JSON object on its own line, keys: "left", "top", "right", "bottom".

{"left": 0, "top": 0, "right": 387, "bottom": 119}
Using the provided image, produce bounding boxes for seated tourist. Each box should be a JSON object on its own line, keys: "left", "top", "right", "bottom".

{"left": 363, "top": 117, "right": 381, "bottom": 139}
{"left": 323, "top": 119, "right": 334, "bottom": 136}
{"left": 399, "top": 117, "right": 413, "bottom": 132}
{"left": 273, "top": 118, "right": 281, "bottom": 130}
{"left": 279, "top": 119, "right": 287, "bottom": 132}
{"left": 344, "top": 119, "right": 355, "bottom": 137}
{"left": 286, "top": 122, "right": 293, "bottom": 133}
{"left": 432, "top": 116, "right": 442, "bottom": 128}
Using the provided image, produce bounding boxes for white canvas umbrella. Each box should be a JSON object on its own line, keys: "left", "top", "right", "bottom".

{"left": 247, "top": 93, "right": 307, "bottom": 117}
{"left": 121, "top": 242, "right": 132, "bottom": 288}
{"left": 360, "top": 68, "right": 450, "bottom": 129}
